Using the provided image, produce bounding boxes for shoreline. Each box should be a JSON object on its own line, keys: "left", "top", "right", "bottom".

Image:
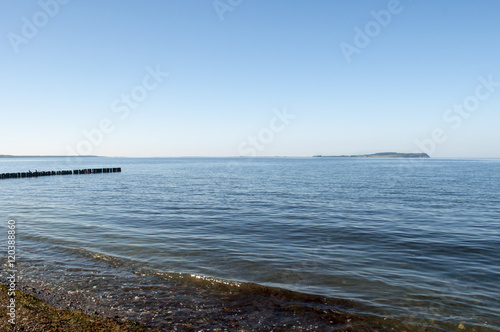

{"left": 6, "top": 242, "right": 407, "bottom": 331}
{"left": 1, "top": 277, "right": 417, "bottom": 331}
{"left": 2, "top": 241, "right": 482, "bottom": 331}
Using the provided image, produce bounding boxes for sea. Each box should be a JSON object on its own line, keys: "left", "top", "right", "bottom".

{"left": 1, "top": 157, "right": 499, "bottom": 331}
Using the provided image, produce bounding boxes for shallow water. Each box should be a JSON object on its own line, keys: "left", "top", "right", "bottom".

{"left": 1, "top": 157, "right": 499, "bottom": 330}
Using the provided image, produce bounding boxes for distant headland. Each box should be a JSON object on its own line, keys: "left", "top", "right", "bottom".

{"left": 313, "top": 152, "right": 430, "bottom": 158}
{"left": 0, "top": 155, "right": 99, "bottom": 158}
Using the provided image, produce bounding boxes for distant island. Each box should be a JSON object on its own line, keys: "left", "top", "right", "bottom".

{"left": 313, "top": 152, "right": 430, "bottom": 158}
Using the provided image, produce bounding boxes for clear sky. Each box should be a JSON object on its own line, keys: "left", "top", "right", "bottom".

{"left": 1, "top": 0, "right": 499, "bottom": 158}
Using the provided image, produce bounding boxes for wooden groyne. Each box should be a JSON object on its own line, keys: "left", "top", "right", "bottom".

{"left": 0, "top": 168, "right": 121, "bottom": 180}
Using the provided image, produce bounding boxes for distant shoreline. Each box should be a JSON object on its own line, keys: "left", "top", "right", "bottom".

{"left": 5, "top": 154, "right": 499, "bottom": 159}
{"left": 313, "top": 152, "right": 430, "bottom": 158}
{"left": 0, "top": 155, "right": 100, "bottom": 158}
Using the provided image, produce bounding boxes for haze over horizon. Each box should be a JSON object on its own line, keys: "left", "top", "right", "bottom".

{"left": 1, "top": 1, "right": 499, "bottom": 158}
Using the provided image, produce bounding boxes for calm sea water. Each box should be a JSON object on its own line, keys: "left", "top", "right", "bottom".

{"left": 1, "top": 157, "right": 499, "bottom": 330}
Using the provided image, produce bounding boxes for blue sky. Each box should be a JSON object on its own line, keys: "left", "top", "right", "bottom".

{"left": 1, "top": 0, "right": 499, "bottom": 158}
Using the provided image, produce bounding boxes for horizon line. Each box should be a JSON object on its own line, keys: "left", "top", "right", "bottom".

{"left": 2, "top": 155, "right": 500, "bottom": 160}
